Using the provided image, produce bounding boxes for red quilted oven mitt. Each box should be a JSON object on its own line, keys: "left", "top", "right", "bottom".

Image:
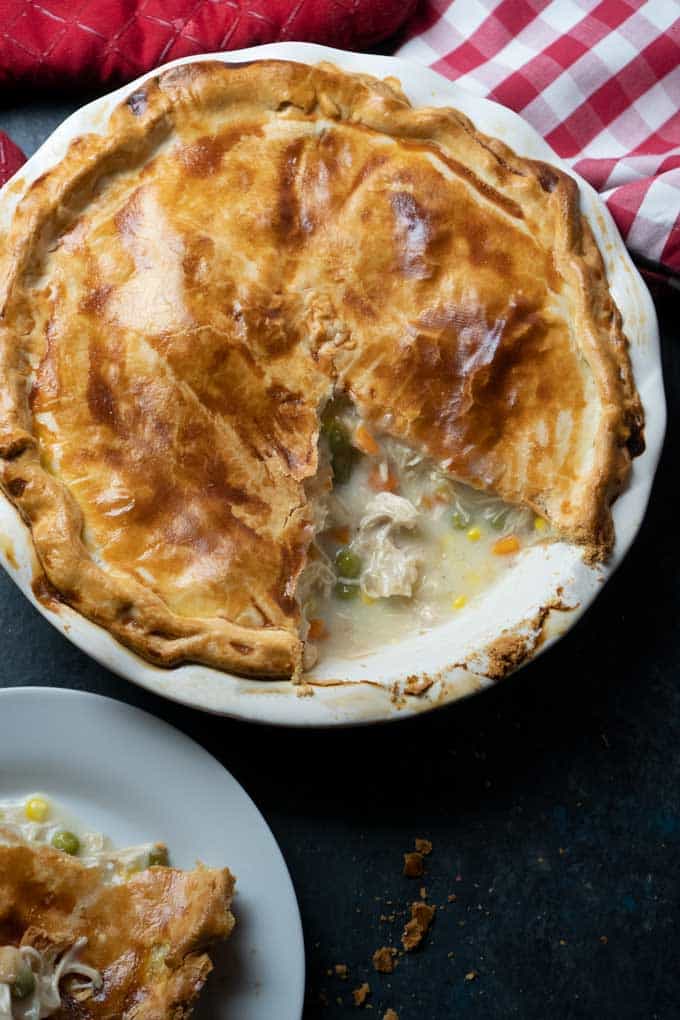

{"left": 0, "top": 131, "right": 26, "bottom": 188}
{"left": 0, "top": 0, "right": 417, "bottom": 89}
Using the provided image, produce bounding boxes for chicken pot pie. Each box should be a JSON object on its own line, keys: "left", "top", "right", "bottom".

{"left": 0, "top": 795, "right": 235, "bottom": 1019}
{"left": 0, "top": 60, "right": 643, "bottom": 679}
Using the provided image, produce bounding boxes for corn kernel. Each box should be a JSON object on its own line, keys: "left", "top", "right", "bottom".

{"left": 24, "top": 796, "right": 49, "bottom": 823}
{"left": 534, "top": 516, "right": 547, "bottom": 531}
{"left": 360, "top": 591, "right": 375, "bottom": 606}
{"left": 452, "top": 595, "right": 467, "bottom": 610}
{"left": 467, "top": 526, "right": 481, "bottom": 542}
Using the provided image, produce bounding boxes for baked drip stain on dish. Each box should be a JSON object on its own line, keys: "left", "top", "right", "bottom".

{"left": 0, "top": 793, "right": 235, "bottom": 1019}
{"left": 0, "top": 60, "right": 643, "bottom": 683}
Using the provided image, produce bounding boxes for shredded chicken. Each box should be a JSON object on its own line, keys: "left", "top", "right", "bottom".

{"left": 303, "top": 429, "right": 335, "bottom": 528}
{"left": 296, "top": 554, "right": 335, "bottom": 609}
{"left": 354, "top": 493, "right": 422, "bottom": 599}
{"left": 384, "top": 436, "right": 534, "bottom": 534}
{"left": 297, "top": 551, "right": 335, "bottom": 669}
{"left": 296, "top": 402, "right": 545, "bottom": 669}
{"left": 297, "top": 436, "right": 342, "bottom": 612}
{"left": 0, "top": 940, "right": 101, "bottom": 1020}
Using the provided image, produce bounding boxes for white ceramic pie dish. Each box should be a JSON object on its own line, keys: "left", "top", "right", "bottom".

{"left": 0, "top": 43, "right": 665, "bottom": 726}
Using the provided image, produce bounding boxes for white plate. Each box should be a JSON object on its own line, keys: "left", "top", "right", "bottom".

{"left": 0, "top": 43, "right": 666, "bottom": 725}
{"left": 0, "top": 686, "right": 305, "bottom": 1019}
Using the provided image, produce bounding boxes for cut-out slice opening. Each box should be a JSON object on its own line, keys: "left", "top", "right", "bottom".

{"left": 297, "top": 395, "right": 554, "bottom": 671}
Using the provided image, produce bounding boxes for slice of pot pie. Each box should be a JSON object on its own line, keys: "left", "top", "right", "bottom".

{"left": 0, "top": 842, "right": 235, "bottom": 1019}
{"left": 0, "top": 60, "right": 644, "bottom": 678}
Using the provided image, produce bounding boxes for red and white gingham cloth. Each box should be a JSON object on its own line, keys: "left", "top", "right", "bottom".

{"left": 398, "top": 0, "right": 680, "bottom": 276}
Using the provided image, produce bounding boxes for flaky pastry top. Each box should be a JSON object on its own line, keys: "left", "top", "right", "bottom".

{"left": 0, "top": 60, "right": 643, "bottom": 677}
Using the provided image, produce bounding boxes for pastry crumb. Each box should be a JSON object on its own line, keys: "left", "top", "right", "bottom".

{"left": 335, "top": 963, "right": 349, "bottom": 979}
{"left": 465, "top": 970, "right": 478, "bottom": 982}
{"left": 403, "top": 851, "right": 424, "bottom": 877}
{"left": 415, "top": 838, "right": 432, "bottom": 855}
{"left": 372, "top": 946, "right": 397, "bottom": 973}
{"left": 419, "top": 885, "right": 427, "bottom": 899}
{"left": 352, "top": 982, "right": 371, "bottom": 1006}
{"left": 404, "top": 674, "right": 434, "bottom": 695}
{"left": 383, "top": 1011, "right": 399, "bottom": 1020}
{"left": 401, "top": 901, "right": 436, "bottom": 951}
{"left": 447, "top": 893, "right": 457, "bottom": 902}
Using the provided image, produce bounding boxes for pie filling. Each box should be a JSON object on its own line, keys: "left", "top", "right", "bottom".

{"left": 0, "top": 795, "right": 167, "bottom": 1018}
{"left": 299, "top": 399, "right": 552, "bottom": 669}
{"left": 0, "top": 796, "right": 168, "bottom": 883}
{"left": 0, "top": 941, "right": 101, "bottom": 1020}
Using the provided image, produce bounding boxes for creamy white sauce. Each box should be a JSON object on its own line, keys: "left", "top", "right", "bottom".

{"left": 300, "top": 404, "right": 552, "bottom": 664}
{"left": 0, "top": 795, "right": 169, "bottom": 1019}
{"left": 0, "top": 796, "right": 165, "bottom": 884}
{"left": 0, "top": 941, "right": 102, "bottom": 1020}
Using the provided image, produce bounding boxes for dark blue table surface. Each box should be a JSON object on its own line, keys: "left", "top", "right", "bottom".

{"left": 1, "top": 95, "right": 678, "bottom": 1020}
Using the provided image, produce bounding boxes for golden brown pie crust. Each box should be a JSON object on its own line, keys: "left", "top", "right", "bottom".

{"left": 0, "top": 60, "right": 644, "bottom": 679}
{"left": 0, "top": 843, "right": 235, "bottom": 1018}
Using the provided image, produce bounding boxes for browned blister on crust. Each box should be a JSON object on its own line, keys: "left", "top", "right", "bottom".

{"left": 0, "top": 60, "right": 644, "bottom": 678}
{"left": 0, "top": 843, "right": 235, "bottom": 1018}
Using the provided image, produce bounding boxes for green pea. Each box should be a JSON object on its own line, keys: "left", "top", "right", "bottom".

{"left": 148, "top": 845, "right": 169, "bottom": 867}
{"left": 334, "top": 581, "right": 359, "bottom": 600}
{"left": 12, "top": 965, "right": 35, "bottom": 1001}
{"left": 335, "top": 548, "right": 362, "bottom": 579}
{"left": 51, "top": 830, "right": 80, "bottom": 856}
{"left": 322, "top": 419, "right": 349, "bottom": 454}
{"left": 331, "top": 447, "right": 355, "bottom": 485}
{"left": 321, "top": 417, "right": 358, "bottom": 484}
{"left": 451, "top": 512, "right": 467, "bottom": 530}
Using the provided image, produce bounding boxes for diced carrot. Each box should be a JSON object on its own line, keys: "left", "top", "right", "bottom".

{"left": 353, "top": 423, "right": 381, "bottom": 456}
{"left": 492, "top": 534, "right": 521, "bottom": 556}
{"left": 328, "top": 525, "right": 351, "bottom": 545}
{"left": 369, "top": 462, "right": 399, "bottom": 493}
{"left": 307, "top": 618, "right": 328, "bottom": 640}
